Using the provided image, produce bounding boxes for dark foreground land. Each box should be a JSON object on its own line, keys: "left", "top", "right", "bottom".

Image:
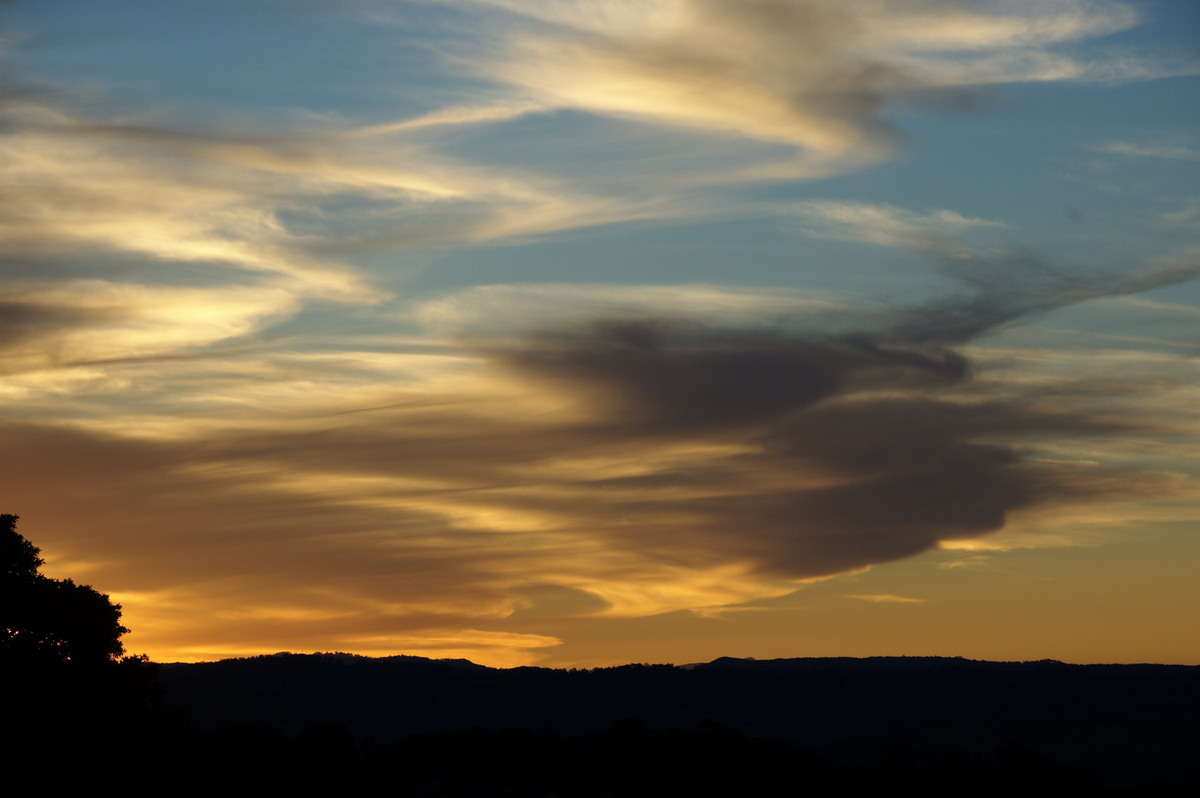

{"left": 153, "top": 654, "right": 1197, "bottom": 796}
{"left": 10, "top": 653, "right": 1200, "bottom": 796}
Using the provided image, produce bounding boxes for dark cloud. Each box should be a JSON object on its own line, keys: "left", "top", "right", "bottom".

{"left": 0, "top": 299, "right": 108, "bottom": 350}
{"left": 452, "top": 261, "right": 1191, "bottom": 581}
{"left": 894, "top": 249, "right": 1200, "bottom": 345}
{"left": 494, "top": 319, "right": 967, "bottom": 433}
{"left": 480, "top": 344, "right": 1131, "bottom": 578}
{"left": 673, "top": 397, "right": 1135, "bottom": 577}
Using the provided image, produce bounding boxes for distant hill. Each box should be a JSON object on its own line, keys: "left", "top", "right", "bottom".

{"left": 690, "top": 655, "right": 1088, "bottom": 671}
{"left": 159, "top": 653, "right": 1199, "bottom": 789}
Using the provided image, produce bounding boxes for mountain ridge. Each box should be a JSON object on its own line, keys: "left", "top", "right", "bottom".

{"left": 158, "top": 651, "right": 1200, "bottom": 787}
{"left": 162, "top": 651, "right": 1195, "bottom": 671}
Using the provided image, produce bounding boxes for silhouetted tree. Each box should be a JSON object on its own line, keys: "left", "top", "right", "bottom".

{"left": 0, "top": 513, "right": 128, "bottom": 666}
{"left": 0, "top": 514, "right": 179, "bottom": 796}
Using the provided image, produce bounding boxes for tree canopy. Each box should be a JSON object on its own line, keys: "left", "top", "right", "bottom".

{"left": 0, "top": 513, "right": 128, "bottom": 666}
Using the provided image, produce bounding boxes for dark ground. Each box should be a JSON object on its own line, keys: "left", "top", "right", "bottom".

{"left": 137, "top": 653, "right": 1200, "bottom": 796}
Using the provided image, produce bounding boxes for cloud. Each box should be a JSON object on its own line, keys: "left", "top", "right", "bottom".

{"left": 3, "top": 258, "right": 1195, "bottom": 661}
{"left": 844, "top": 594, "right": 925, "bottom": 604}
{"left": 0, "top": 71, "right": 666, "bottom": 384}
{"left": 792, "top": 200, "right": 1009, "bottom": 254}
{"left": 2, "top": 0, "right": 1186, "bottom": 305}
{"left": 790, "top": 202, "right": 1200, "bottom": 345}
{"left": 892, "top": 248, "right": 1200, "bottom": 345}
{"left": 336, "top": 629, "right": 562, "bottom": 666}
{"left": 424, "top": 250, "right": 1194, "bottom": 587}
{"left": 1160, "top": 203, "right": 1200, "bottom": 227}
{"left": 1090, "top": 140, "right": 1200, "bottom": 161}
{"left": 441, "top": 0, "right": 1176, "bottom": 181}
{"left": 490, "top": 319, "right": 970, "bottom": 434}
{"left": 414, "top": 283, "right": 855, "bottom": 338}
{"left": 350, "top": 101, "right": 550, "bottom": 136}
{"left": 0, "top": 281, "right": 302, "bottom": 375}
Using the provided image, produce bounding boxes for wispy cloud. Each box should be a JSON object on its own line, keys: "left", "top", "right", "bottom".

{"left": 1090, "top": 140, "right": 1200, "bottom": 161}
{"left": 792, "top": 200, "right": 1009, "bottom": 255}
{"left": 432, "top": 0, "right": 1181, "bottom": 183}
{"left": 791, "top": 202, "right": 1200, "bottom": 344}
{"left": 844, "top": 594, "right": 925, "bottom": 604}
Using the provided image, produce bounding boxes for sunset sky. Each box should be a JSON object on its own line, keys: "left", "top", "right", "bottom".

{"left": 2, "top": 0, "right": 1198, "bottom": 667}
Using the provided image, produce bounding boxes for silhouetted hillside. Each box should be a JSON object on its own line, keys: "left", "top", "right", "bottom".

{"left": 160, "top": 653, "right": 1200, "bottom": 791}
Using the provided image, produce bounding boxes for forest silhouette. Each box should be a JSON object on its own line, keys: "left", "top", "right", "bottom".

{"left": 4, "top": 514, "right": 1198, "bottom": 796}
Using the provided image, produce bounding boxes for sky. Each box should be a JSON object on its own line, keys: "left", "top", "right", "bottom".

{"left": 1, "top": 0, "right": 1198, "bottom": 668}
